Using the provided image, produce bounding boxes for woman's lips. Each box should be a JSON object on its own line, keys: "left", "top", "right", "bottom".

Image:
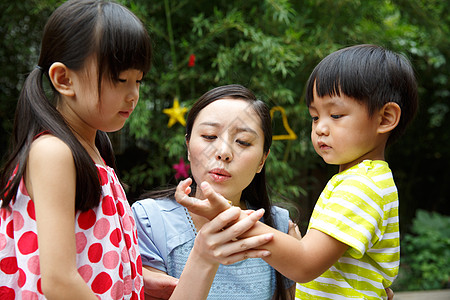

{"left": 208, "top": 168, "right": 231, "bottom": 183}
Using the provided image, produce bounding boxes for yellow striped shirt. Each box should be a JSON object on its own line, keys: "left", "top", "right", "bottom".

{"left": 296, "top": 160, "right": 399, "bottom": 299}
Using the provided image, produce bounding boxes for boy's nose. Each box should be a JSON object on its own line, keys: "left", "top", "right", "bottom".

{"left": 315, "top": 121, "right": 329, "bottom": 136}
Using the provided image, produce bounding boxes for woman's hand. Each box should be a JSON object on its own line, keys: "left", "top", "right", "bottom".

{"left": 169, "top": 206, "right": 274, "bottom": 300}
{"left": 175, "top": 178, "right": 231, "bottom": 220}
{"left": 194, "top": 206, "right": 273, "bottom": 265}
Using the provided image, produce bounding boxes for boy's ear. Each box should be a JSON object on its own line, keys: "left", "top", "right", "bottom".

{"left": 48, "top": 62, "right": 75, "bottom": 97}
{"left": 378, "top": 102, "right": 401, "bottom": 134}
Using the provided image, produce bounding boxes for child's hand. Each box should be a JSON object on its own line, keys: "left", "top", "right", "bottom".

{"left": 142, "top": 267, "right": 178, "bottom": 300}
{"left": 288, "top": 220, "right": 302, "bottom": 240}
{"left": 175, "top": 178, "right": 232, "bottom": 220}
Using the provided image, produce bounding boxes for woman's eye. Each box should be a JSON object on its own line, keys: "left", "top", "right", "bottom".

{"left": 237, "top": 140, "right": 251, "bottom": 147}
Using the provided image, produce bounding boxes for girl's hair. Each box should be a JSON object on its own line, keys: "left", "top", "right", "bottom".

{"left": 144, "top": 84, "right": 287, "bottom": 299}
{"left": 0, "top": 0, "right": 152, "bottom": 211}
{"left": 306, "top": 44, "right": 418, "bottom": 145}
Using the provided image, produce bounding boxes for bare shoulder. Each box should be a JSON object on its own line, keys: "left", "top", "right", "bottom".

{"left": 29, "top": 134, "right": 73, "bottom": 164}
{"left": 27, "top": 134, "right": 76, "bottom": 185}
{"left": 26, "top": 135, "right": 77, "bottom": 206}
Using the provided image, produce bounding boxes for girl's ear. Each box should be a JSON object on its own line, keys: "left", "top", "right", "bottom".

{"left": 256, "top": 149, "right": 270, "bottom": 173}
{"left": 48, "top": 62, "right": 75, "bottom": 97}
{"left": 378, "top": 102, "right": 401, "bottom": 134}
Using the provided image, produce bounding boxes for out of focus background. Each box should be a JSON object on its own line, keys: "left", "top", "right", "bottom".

{"left": 1, "top": 0, "right": 449, "bottom": 292}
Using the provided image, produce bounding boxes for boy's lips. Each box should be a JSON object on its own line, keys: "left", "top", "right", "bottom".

{"left": 208, "top": 168, "right": 231, "bottom": 183}
{"left": 318, "top": 141, "right": 331, "bottom": 150}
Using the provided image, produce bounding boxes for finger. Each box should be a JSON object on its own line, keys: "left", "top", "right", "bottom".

{"left": 175, "top": 178, "right": 205, "bottom": 209}
{"left": 220, "top": 249, "right": 272, "bottom": 265}
{"left": 288, "top": 220, "right": 302, "bottom": 240}
{"left": 203, "top": 207, "right": 264, "bottom": 239}
{"left": 200, "top": 181, "right": 233, "bottom": 212}
{"left": 215, "top": 232, "right": 274, "bottom": 265}
{"left": 385, "top": 287, "right": 394, "bottom": 300}
{"left": 175, "top": 178, "right": 191, "bottom": 203}
{"left": 220, "top": 208, "right": 265, "bottom": 240}
{"left": 201, "top": 206, "right": 243, "bottom": 234}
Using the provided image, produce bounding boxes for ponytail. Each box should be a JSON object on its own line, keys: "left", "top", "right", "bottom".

{"left": 0, "top": 67, "right": 109, "bottom": 211}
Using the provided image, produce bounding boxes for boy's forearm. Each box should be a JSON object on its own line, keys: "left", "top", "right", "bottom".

{"left": 237, "top": 213, "right": 346, "bottom": 283}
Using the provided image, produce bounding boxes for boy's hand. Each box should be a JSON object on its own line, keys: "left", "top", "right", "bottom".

{"left": 175, "top": 178, "right": 231, "bottom": 220}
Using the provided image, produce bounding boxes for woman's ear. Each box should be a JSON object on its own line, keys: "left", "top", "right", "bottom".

{"left": 378, "top": 102, "right": 401, "bottom": 134}
{"left": 185, "top": 136, "right": 191, "bottom": 162}
{"left": 256, "top": 149, "right": 270, "bottom": 173}
{"left": 48, "top": 62, "right": 75, "bottom": 97}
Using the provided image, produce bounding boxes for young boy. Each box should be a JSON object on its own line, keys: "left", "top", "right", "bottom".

{"left": 175, "top": 44, "right": 418, "bottom": 299}
{"left": 295, "top": 44, "right": 418, "bottom": 298}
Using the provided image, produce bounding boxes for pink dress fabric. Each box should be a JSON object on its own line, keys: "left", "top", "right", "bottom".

{"left": 0, "top": 164, "right": 144, "bottom": 299}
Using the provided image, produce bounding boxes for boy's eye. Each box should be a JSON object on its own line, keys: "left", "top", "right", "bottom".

{"left": 311, "top": 116, "right": 319, "bottom": 122}
{"left": 202, "top": 135, "right": 216, "bottom": 140}
{"left": 331, "top": 115, "right": 342, "bottom": 119}
{"left": 118, "top": 79, "right": 127, "bottom": 83}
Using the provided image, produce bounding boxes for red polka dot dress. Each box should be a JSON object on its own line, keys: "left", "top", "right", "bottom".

{"left": 0, "top": 164, "right": 144, "bottom": 299}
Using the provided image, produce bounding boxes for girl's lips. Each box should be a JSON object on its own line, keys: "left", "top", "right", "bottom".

{"left": 208, "top": 168, "right": 231, "bottom": 183}
{"left": 119, "top": 110, "right": 132, "bottom": 118}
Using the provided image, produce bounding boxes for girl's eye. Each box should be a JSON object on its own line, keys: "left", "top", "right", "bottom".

{"left": 237, "top": 140, "right": 251, "bottom": 147}
{"left": 331, "top": 115, "right": 342, "bottom": 119}
{"left": 202, "top": 135, "right": 216, "bottom": 140}
{"left": 311, "top": 116, "right": 319, "bottom": 122}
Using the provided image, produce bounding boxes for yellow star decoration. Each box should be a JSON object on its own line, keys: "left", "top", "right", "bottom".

{"left": 163, "top": 98, "right": 188, "bottom": 128}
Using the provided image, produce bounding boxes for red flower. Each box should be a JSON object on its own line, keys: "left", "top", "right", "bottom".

{"left": 188, "top": 54, "right": 196, "bottom": 67}
{"left": 173, "top": 157, "right": 190, "bottom": 179}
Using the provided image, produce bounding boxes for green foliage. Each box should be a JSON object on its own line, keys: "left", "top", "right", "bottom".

{"left": 392, "top": 210, "right": 450, "bottom": 291}
{"left": 1, "top": 0, "right": 449, "bottom": 231}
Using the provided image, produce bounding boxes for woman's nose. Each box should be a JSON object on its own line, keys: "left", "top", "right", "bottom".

{"left": 216, "top": 140, "right": 233, "bottom": 162}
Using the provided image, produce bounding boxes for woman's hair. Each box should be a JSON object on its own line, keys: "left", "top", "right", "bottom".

{"left": 0, "top": 0, "right": 152, "bottom": 211}
{"left": 306, "top": 44, "right": 418, "bottom": 145}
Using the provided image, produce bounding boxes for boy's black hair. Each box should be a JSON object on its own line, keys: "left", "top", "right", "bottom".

{"left": 306, "top": 44, "right": 418, "bottom": 145}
